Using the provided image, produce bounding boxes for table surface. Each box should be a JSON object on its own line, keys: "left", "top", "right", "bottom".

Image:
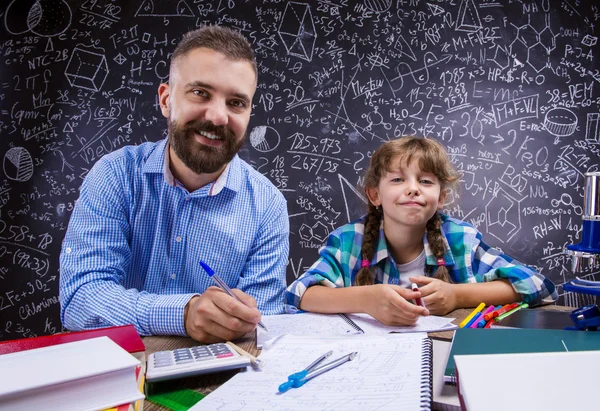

{"left": 141, "top": 304, "right": 573, "bottom": 411}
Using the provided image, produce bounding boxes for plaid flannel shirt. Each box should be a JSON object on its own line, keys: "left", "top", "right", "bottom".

{"left": 285, "top": 213, "right": 557, "bottom": 312}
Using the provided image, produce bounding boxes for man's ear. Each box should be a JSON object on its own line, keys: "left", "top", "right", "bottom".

{"left": 366, "top": 187, "right": 381, "bottom": 207}
{"left": 158, "top": 83, "right": 170, "bottom": 119}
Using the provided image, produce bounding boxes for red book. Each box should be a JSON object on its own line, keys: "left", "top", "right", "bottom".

{"left": 0, "top": 324, "right": 145, "bottom": 355}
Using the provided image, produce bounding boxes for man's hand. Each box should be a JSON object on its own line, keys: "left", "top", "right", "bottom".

{"left": 409, "top": 275, "right": 458, "bottom": 315}
{"left": 363, "top": 284, "right": 429, "bottom": 326}
{"left": 184, "top": 286, "right": 261, "bottom": 343}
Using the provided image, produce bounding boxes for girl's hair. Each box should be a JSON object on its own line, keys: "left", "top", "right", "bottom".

{"left": 355, "top": 136, "right": 460, "bottom": 286}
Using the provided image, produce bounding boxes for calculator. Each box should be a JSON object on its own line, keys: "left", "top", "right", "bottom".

{"left": 146, "top": 343, "right": 251, "bottom": 382}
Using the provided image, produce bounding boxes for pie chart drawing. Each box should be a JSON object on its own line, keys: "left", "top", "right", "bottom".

{"left": 249, "top": 125, "right": 280, "bottom": 153}
{"left": 4, "top": 147, "right": 34, "bottom": 182}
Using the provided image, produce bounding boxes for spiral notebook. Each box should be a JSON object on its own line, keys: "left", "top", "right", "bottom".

{"left": 191, "top": 333, "right": 434, "bottom": 411}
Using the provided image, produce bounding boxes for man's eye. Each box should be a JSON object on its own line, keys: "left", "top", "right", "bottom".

{"left": 193, "top": 90, "right": 208, "bottom": 97}
{"left": 230, "top": 100, "right": 245, "bottom": 108}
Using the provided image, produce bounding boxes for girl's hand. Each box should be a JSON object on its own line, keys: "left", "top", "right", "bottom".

{"left": 409, "top": 276, "right": 458, "bottom": 315}
{"left": 363, "top": 284, "right": 429, "bottom": 326}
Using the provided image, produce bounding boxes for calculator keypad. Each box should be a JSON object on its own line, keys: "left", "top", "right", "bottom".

{"left": 153, "top": 343, "right": 235, "bottom": 367}
{"left": 146, "top": 342, "right": 251, "bottom": 382}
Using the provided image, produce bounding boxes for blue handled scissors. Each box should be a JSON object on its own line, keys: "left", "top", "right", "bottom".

{"left": 278, "top": 350, "right": 357, "bottom": 393}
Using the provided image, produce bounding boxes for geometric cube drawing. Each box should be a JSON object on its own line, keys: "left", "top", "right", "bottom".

{"left": 278, "top": 2, "right": 317, "bottom": 62}
{"left": 582, "top": 34, "right": 598, "bottom": 47}
{"left": 65, "top": 47, "right": 109, "bottom": 91}
{"left": 586, "top": 113, "right": 600, "bottom": 142}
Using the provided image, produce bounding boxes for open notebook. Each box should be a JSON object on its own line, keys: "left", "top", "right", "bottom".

{"left": 191, "top": 333, "right": 434, "bottom": 411}
{"left": 258, "top": 312, "right": 456, "bottom": 348}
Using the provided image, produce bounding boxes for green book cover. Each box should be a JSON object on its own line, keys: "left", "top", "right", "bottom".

{"left": 444, "top": 328, "right": 600, "bottom": 383}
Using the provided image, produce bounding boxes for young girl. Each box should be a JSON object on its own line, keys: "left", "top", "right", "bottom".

{"left": 284, "top": 136, "right": 557, "bottom": 325}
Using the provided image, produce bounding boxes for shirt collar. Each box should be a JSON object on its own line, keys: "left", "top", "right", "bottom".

{"left": 142, "top": 138, "right": 242, "bottom": 195}
{"left": 368, "top": 215, "right": 456, "bottom": 267}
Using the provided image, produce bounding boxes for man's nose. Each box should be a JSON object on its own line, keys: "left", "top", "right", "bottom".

{"left": 204, "top": 101, "right": 228, "bottom": 126}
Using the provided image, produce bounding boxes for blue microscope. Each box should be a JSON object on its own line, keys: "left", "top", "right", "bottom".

{"left": 563, "top": 171, "right": 600, "bottom": 331}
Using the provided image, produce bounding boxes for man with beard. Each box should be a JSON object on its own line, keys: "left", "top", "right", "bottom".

{"left": 59, "top": 26, "right": 289, "bottom": 343}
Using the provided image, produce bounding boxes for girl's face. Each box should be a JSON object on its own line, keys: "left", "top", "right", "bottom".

{"left": 366, "top": 158, "right": 446, "bottom": 229}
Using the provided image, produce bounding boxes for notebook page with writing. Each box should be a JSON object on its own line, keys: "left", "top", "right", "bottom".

{"left": 191, "top": 333, "right": 433, "bottom": 411}
{"left": 257, "top": 312, "right": 363, "bottom": 348}
{"left": 347, "top": 313, "right": 457, "bottom": 334}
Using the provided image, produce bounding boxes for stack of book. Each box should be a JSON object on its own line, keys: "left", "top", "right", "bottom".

{"left": 0, "top": 325, "right": 146, "bottom": 411}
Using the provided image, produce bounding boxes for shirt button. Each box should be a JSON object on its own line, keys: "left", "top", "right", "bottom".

{"left": 65, "top": 247, "right": 72, "bottom": 254}
{"left": 170, "top": 273, "right": 176, "bottom": 280}
{"left": 185, "top": 197, "right": 191, "bottom": 201}
{"left": 175, "top": 236, "right": 182, "bottom": 242}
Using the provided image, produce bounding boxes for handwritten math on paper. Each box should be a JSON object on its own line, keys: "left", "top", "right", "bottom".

{"left": 191, "top": 333, "right": 429, "bottom": 411}
{"left": 258, "top": 312, "right": 456, "bottom": 347}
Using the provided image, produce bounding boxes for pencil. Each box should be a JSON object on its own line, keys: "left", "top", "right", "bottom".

{"left": 226, "top": 341, "right": 263, "bottom": 369}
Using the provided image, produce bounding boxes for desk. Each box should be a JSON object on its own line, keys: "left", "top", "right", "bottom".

{"left": 142, "top": 304, "right": 574, "bottom": 411}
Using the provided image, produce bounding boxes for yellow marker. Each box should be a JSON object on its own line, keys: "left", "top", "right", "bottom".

{"left": 459, "top": 302, "right": 486, "bottom": 328}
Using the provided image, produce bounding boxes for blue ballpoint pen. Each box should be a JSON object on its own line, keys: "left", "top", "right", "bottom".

{"left": 199, "top": 260, "right": 268, "bottom": 331}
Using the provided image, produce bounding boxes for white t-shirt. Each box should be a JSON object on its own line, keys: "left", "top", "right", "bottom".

{"left": 396, "top": 249, "right": 426, "bottom": 287}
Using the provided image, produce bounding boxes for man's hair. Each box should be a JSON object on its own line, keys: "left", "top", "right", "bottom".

{"left": 171, "top": 25, "right": 257, "bottom": 76}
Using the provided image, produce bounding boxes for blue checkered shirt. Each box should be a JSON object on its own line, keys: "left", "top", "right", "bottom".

{"left": 60, "top": 138, "right": 289, "bottom": 336}
{"left": 285, "top": 214, "right": 557, "bottom": 312}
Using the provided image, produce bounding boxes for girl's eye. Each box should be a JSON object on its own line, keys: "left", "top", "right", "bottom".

{"left": 391, "top": 177, "right": 403, "bottom": 182}
{"left": 420, "top": 179, "right": 437, "bottom": 185}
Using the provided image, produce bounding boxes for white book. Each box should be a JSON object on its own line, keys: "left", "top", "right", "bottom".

{"left": 0, "top": 336, "right": 144, "bottom": 411}
{"left": 454, "top": 350, "right": 600, "bottom": 411}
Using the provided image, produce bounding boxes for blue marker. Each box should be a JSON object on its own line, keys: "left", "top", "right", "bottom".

{"left": 199, "top": 260, "right": 268, "bottom": 331}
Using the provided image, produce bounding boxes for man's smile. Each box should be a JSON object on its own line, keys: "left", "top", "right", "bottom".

{"left": 195, "top": 130, "right": 224, "bottom": 147}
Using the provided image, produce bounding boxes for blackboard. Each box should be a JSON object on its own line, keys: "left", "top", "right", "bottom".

{"left": 1, "top": 0, "right": 599, "bottom": 340}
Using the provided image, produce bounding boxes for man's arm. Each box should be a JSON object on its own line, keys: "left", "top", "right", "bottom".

{"left": 59, "top": 157, "right": 195, "bottom": 336}
{"left": 236, "top": 191, "right": 289, "bottom": 315}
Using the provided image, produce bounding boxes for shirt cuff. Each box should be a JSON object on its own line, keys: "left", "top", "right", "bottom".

{"left": 146, "top": 293, "right": 198, "bottom": 336}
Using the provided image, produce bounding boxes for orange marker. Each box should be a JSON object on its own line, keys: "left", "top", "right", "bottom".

{"left": 493, "top": 302, "right": 519, "bottom": 318}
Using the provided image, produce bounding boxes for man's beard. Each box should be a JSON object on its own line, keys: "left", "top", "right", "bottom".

{"left": 168, "top": 118, "right": 245, "bottom": 174}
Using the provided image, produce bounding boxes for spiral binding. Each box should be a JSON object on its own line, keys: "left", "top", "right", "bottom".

{"left": 419, "top": 337, "right": 433, "bottom": 411}
{"left": 338, "top": 313, "right": 365, "bottom": 333}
